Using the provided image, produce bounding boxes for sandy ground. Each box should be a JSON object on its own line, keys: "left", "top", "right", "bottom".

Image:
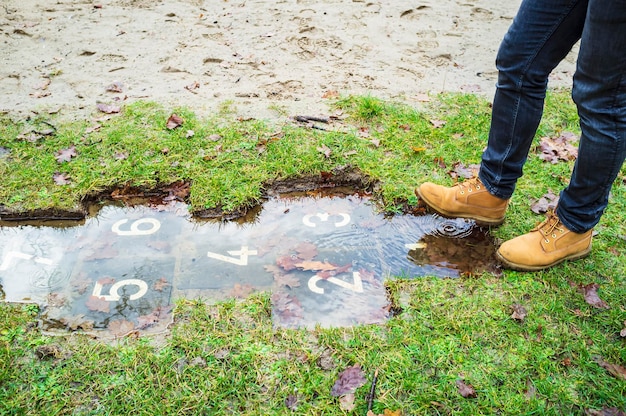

{"left": 1, "top": 0, "right": 578, "bottom": 122}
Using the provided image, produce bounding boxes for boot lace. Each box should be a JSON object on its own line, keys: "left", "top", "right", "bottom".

{"left": 535, "top": 210, "right": 566, "bottom": 243}
{"left": 456, "top": 178, "right": 482, "bottom": 195}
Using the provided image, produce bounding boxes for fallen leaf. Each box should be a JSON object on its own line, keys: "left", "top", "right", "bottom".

{"left": 85, "top": 295, "right": 110, "bottom": 313}
{"left": 105, "top": 81, "right": 124, "bottom": 93}
{"left": 229, "top": 283, "right": 255, "bottom": 298}
{"left": 153, "top": 277, "right": 171, "bottom": 292}
{"left": 367, "top": 410, "right": 402, "bottom": 416}
{"left": 55, "top": 145, "right": 77, "bottom": 163}
{"left": 136, "top": 312, "right": 160, "bottom": 329}
{"left": 456, "top": 379, "right": 477, "bottom": 398}
{"left": 585, "top": 408, "right": 626, "bottom": 416}
{"left": 108, "top": 319, "right": 135, "bottom": 336}
{"left": 295, "top": 241, "right": 318, "bottom": 260}
{"left": 295, "top": 260, "right": 337, "bottom": 272}
{"left": 60, "top": 314, "right": 94, "bottom": 331}
{"left": 331, "top": 364, "right": 367, "bottom": 396}
{"left": 448, "top": 162, "right": 480, "bottom": 180}
{"left": 460, "top": 84, "right": 482, "bottom": 92}
{"left": 285, "top": 394, "right": 299, "bottom": 410}
{"left": 317, "top": 348, "right": 336, "bottom": 371}
{"left": 531, "top": 190, "right": 559, "bottom": 214}
{"left": 538, "top": 132, "right": 578, "bottom": 164}
{"left": 322, "top": 90, "right": 339, "bottom": 99}
{"left": 114, "top": 151, "right": 129, "bottom": 160}
{"left": 317, "top": 144, "right": 332, "bottom": 158}
{"left": 96, "top": 103, "right": 121, "bottom": 114}
{"left": 276, "top": 255, "right": 299, "bottom": 271}
{"left": 581, "top": 283, "right": 610, "bottom": 309}
{"left": 271, "top": 291, "right": 304, "bottom": 326}
{"left": 511, "top": 304, "right": 527, "bottom": 321}
{"left": 53, "top": 172, "right": 71, "bottom": 185}
{"left": 593, "top": 356, "right": 626, "bottom": 380}
{"left": 47, "top": 293, "right": 66, "bottom": 308}
{"left": 166, "top": 114, "right": 184, "bottom": 129}
{"left": 370, "top": 138, "right": 381, "bottom": 147}
{"left": 339, "top": 393, "right": 356, "bottom": 411}
{"left": 430, "top": 119, "right": 446, "bottom": 128}
{"left": 411, "top": 146, "right": 426, "bottom": 153}
{"left": 274, "top": 273, "right": 301, "bottom": 289}
{"left": 620, "top": 321, "right": 626, "bottom": 338}
{"left": 185, "top": 81, "right": 200, "bottom": 93}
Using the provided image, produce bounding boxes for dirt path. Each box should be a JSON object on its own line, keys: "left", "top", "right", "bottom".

{"left": 1, "top": 0, "right": 577, "bottom": 122}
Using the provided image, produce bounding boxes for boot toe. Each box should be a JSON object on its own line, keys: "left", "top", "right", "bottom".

{"left": 416, "top": 182, "right": 443, "bottom": 205}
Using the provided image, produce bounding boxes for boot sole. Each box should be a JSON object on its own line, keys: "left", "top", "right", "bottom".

{"left": 496, "top": 246, "right": 592, "bottom": 272}
{"left": 416, "top": 188, "right": 505, "bottom": 227}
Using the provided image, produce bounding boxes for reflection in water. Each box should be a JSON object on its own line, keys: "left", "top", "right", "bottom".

{"left": 0, "top": 192, "right": 498, "bottom": 335}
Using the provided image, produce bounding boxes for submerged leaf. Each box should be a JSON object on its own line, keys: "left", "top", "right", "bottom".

{"left": 108, "top": 319, "right": 135, "bottom": 336}
{"left": 85, "top": 295, "right": 110, "bottom": 313}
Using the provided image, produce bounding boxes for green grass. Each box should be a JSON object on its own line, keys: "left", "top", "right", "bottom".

{"left": 1, "top": 90, "right": 625, "bottom": 414}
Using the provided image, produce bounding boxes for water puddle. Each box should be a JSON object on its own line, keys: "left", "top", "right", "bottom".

{"left": 0, "top": 190, "right": 498, "bottom": 336}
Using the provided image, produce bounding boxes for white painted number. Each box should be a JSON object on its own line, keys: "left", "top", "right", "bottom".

{"left": 0, "top": 250, "right": 55, "bottom": 271}
{"left": 308, "top": 271, "right": 363, "bottom": 294}
{"left": 207, "top": 246, "right": 258, "bottom": 266}
{"left": 92, "top": 278, "right": 149, "bottom": 301}
{"left": 112, "top": 218, "right": 161, "bottom": 236}
{"left": 302, "top": 213, "right": 350, "bottom": 228}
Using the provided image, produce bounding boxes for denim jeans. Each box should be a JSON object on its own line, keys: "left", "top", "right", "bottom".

{"left": 478, "top": 0, "right": 626, "bottom": 233}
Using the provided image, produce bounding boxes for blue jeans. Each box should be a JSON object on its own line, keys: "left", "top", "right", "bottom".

{"left": 478, "top": 0, "right": 626, "bottom": 233}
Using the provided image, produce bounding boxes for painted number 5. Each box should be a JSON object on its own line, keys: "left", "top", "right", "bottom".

{"left": 112, "top": 218, "right": 161, "bottom": 236}
{"left": 92, "top": 279, "right": 149, "bottom": 301}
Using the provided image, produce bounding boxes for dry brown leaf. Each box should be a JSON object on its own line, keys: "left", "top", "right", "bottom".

{"left": 331, "top": 364, "right": 367, "bottom": 396}
{"left": 581, "top": 283, "right": 610, "bottom": 309}
{"left": 53, "top": 172, "right": 71, "bottom": 185}
{"left": 295, "top": 260, "right": 337, "bottom": 271}
{"left": 96, "top": 103, "right": 121, "bottom": 114}
{"left": 511, "top": 304, "right": 527, "bottom": 321}
{"left": 593, "top": 356, "right": 626, "bottom": 380}
{"left": 456, "top": 379, "right": 477, "bottom": 398}
{"left": 166, "top": 114, "right": 184, "bottom": 129}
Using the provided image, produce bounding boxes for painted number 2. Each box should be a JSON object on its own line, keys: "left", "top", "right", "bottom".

{"left": 112, "top": 218, "right": 161, "bottom": 236}
{"left": 308, "top": 272, "right": 363, "bottom": 294}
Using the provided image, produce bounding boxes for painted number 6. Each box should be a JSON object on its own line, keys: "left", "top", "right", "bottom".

{"left": 112, "top": 218, "right": 161, "bottom": 236}
{"left": 92, "top": 279, "right": 149, "bottom": 301}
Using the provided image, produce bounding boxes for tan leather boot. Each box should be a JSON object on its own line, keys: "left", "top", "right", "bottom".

{"left": 416, "top": 178, "right": 509, "bottom": 226}
{"left": 497, "top": 211, "right": 592, "bottom": 271}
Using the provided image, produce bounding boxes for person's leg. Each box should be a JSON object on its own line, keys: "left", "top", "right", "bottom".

{"left": 417, "top": 0, "right": 588, "bottom": 224}
{"left": 497, "top": 0, "right": 626, "bottom": 271}
{"left": 556, "top": 0, "right": 626, "bottom": 233}
{"left": 479, "top": 0, "right": 588, "bottom": 199}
